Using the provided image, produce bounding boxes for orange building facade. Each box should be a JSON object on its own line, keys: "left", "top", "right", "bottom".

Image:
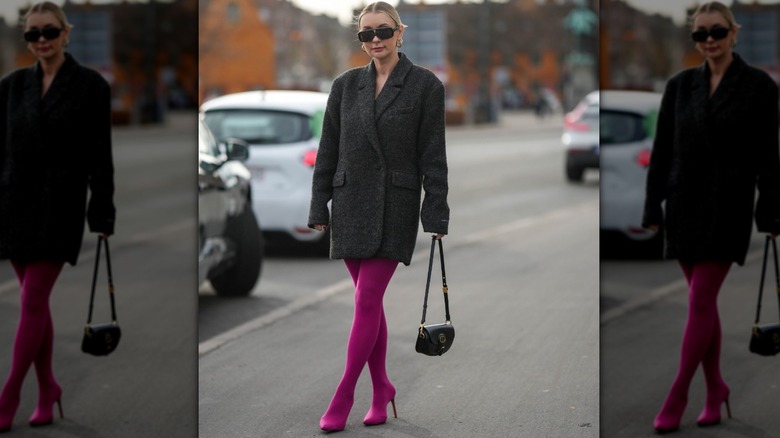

{"left": 199, "top": 0, "right": 275, "bottom": 105}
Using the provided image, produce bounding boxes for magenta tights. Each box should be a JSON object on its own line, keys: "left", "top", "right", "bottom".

{"left": 324, "top": 258, "right": 398, "bottom": 413}
{"left": 663, "top": 260, "right": 731, "bottom": 410}
{"left": 0, "top": 260, "right": 63, "bottom": 405}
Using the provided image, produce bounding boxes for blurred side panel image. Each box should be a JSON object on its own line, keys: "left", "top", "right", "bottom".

{"left": 601, "top": 0, "right": 780, "bottom": 436}
{"left": 0, "top": 0, "right": 197, "bottom": 437}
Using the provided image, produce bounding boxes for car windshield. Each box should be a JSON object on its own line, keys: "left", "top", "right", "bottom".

{"left": 600, "top": 111, "right": 646, "bottom": 145}
{"left": 203, "top": 110, "right": 313, "bottom": 145}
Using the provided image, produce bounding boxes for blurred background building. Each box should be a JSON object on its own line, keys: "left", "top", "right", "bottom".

{"left": 0, "top": 0, "right": 197, "bottom": 125}
{"left": 199, "top": 0, "right": 598, "bottom": 125}
{"left": 601, "top": 0, "right": 780, "bottom": 91}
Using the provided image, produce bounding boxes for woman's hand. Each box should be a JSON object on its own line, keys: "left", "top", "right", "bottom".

{"left": 433, "top": 233, "right": 446, "bottom": 240}
{"left": 100, "top": 233, "right": 112, "bottom": 239}
{"left": 314, "top": 224, "right": 328, "bottom": 232}
{"left": 646, "top": 225, "right": 659, "bottom": 232}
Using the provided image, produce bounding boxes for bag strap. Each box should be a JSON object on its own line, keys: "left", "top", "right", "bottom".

{"left": 419, "top": 236, "right": 450, "bottom": 332}
{"left": 754, "top": 235, "right": 780, "bottom": 326}
{"left": 86, "top": 236, "right": 118, "bottom": 325}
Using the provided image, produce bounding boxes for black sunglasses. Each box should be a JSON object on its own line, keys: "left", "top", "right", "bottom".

{"left": 691, "top": 27, "right": 730, "bottom": 43}
{"left": 23, "top": 27, "right": 62, "bottom": 43}
{"left": 357, "top": 26, "right": 399, "bottom": 43}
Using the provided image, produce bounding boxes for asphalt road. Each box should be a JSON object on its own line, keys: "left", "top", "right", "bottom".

{"left": 199, "top": 111, "right": 600, "bottom": 437}
{"left": 602, "top": 233, "right": 780, "bottom": 437}
{"left": 0, "top": 111, "right": 197, "bottom": 438}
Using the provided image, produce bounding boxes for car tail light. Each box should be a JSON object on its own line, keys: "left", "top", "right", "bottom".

{"left": 636, "top": 149, "right": 651, "bottom": 168}
{"left": 303, "top": 149, "right": 317, "bottom": 167}
{"left": 564, "top": 113, "right": 589, "bottom": 132}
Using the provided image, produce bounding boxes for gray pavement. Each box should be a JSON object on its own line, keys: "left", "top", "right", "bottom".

{"left": 601, "top": 233, "right": 780, "bottom": 437}
{"left": 199, "top": 110, "right": 600, "bottom": 437}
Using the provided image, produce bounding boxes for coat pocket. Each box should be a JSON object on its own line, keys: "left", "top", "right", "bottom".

{"left": 394, "top": 106, "right": 414, "bottom": 115}
{"left": 391, "top": 171, "right": 421, "bottom": 190}
{"left": 332, "top": 171, "right": 346, "bottom": 188}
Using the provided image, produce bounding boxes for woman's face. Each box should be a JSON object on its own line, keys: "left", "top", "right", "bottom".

{"left": 25, "top": 11, "right": 68, "bottom": 62}
{"left": 692, "top": 11, "right": 737, "bottom": 62}
{"left": 359, "top": 12, "right": 403, "bottom": 61}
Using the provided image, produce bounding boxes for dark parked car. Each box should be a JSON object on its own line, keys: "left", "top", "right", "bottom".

{"left": 198, "top": 118, "right": 263, "bottom": 296}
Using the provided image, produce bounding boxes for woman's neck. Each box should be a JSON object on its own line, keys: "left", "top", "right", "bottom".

{"left": 39, "top": 52, "right": 66, "bottom": 77}
{"left": 373, "top": 53, "right": 399, "bottom": 78}
{"left": 707, "top": 51, "right": 734, "bottom": 77}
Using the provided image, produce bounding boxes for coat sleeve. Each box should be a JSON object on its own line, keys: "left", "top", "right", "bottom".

{"left": 417, "top": 79, "right": 449, "bottom": 235}
{"left": 642, "top": 78, "right": 676, "bottom": 228}
{"left": 308, "top": 77, "right": 342, "bottom": 228}
{"left": 86, "top": 75, "right": 116, "bottom": 235}
{"left": 754, "top": 78, "right": 780, "bottom": 233}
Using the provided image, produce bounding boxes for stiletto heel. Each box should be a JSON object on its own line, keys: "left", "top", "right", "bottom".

{"left": 363, "top": 386, "right": 397, "bottom": 426}
{"left": 29, "top": 384, "right": 63, "bottom": 427}
{"left": 697, "top": 385, "right": 730, "bottom": 427}
{"left": 725, "top": 398, "right": 731, "bottom": 419}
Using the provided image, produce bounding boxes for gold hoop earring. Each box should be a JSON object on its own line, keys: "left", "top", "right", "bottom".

{"left": 396, "top": 39, "right": 403, "bottom": 48}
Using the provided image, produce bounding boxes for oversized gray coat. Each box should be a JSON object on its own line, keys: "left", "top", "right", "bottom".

{"left": 0, "top": 53, "right": 115, "bottom": 266}
{"left": 643, "top": 53, "right": 780, "bottom": 265}
{"left": 308, "top": 53, "right": 449, "bottom": 266}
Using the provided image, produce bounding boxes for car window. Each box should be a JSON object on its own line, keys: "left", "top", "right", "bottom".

{"left": 203, "top": 110, "right": 313, "bottom": 145}
{"left": 199, "top": 120, "right": 220, "bottom": 157}
{"left": 600, "top": 110, "right": 646, "bottom": 145}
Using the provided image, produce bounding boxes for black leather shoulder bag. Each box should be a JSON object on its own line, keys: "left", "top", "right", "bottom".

{"left": 749, "top": 235, "right": 780, "bottom": 356}
{"left": 416, "top": 236, "right": 454, "bottom": 356}
{"left": 82, "top": 236, "right": 121, "bottom": 356}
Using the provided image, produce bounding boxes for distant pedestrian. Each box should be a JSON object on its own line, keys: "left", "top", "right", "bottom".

{"left": 0, "top": 2, "right": 115, "bottom": 432}
{"left": 643, "top": 1, "right": 780, "bottom": 433}
{"left": 308, "top": 1, "right": 449, "bottom": 432}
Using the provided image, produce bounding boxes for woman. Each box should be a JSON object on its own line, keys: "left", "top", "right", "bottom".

{"left": 0, "top": 2, "right": 115, "bottom": 432}
{"left": 643, "top": 1, "right": 780, "bottom": 433}
{"left": 308, "top": 1, "right": 449, "bottom": 433}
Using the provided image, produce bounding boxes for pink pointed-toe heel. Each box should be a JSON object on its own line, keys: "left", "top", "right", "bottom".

{"left": 653, "top": 394, "right": 687, "bottom": 434}
{"left": 363, "top": 385, "right": 397, "bottom": 426}
{"left": 29, "top": 384, "right": 63, "bottom": 427}
{"left": 0, "top": 395, "right": 20, "bottom": 433}
{"left": 697, "top": 385, "right": 731, "bottom": 427}
{"left": 319, "top": 394, "right": 353, "bottom": 433}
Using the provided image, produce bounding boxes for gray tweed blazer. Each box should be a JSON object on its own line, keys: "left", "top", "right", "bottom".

{"left": 643, "top": 53, "right": 780, "bottom": 265}
{"left": 309, "top": 53, "right": 449, "bottom": 266}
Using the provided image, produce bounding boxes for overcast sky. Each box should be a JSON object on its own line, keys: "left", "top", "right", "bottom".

{"left": 6, "top": 1, "right": 780, "bottom": 29}
{"left": 0, "top": 0, "right": 169, "bottom": 25}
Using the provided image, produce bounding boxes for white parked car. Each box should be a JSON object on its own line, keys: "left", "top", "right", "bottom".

{"left": 563, "top": 90, "right": 599, "bottom": 182}
{"left": 201, "top": 90, "right": 330, "bottom": 254}
{"left": 599, "top": 90, "right": 664, "bottom": 256}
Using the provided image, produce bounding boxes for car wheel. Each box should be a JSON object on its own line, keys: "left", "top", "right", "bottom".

{"left": 565, "top": 163, "right": 584, "bottom": 182}
{"left": 210, "top": 208, "right": 264, "bottom": 297}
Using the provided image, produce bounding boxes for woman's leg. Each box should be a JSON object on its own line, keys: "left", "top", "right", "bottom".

{"left": 654, "top": 260, "right": 731, "bottom": 431}
{"left": 0, "top": 260, "right": 63, "bottom": 430}
{"left": 320, "top": 258, "right": 398, "bottom": 431}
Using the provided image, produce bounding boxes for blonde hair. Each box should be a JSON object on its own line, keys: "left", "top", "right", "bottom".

{"left": 357, "top": 2, "right": 404, "bottom": 29}
{"left": 22, "top": 1, "right": 73, "bottom": 30}
{"left": 690, "top": 1, "right": 739, "bottom": 30}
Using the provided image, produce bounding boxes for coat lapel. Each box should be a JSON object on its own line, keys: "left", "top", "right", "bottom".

{"left": 690, "top": 63, "right": 710, "bottom": 143}
{"left": 39, "top": 53, "right": 79, "bottom": 117}
{"left": 374, "top": 53, "right": 413, "bottom": 121}
{"left": 357, "top": 61, "right": 384, "bottom": 162}
{"left": 22, "top": 65, "right": 42, "bottom": 147}
{"left": 707, "top": 53, "right": 746, "bottom": 116}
